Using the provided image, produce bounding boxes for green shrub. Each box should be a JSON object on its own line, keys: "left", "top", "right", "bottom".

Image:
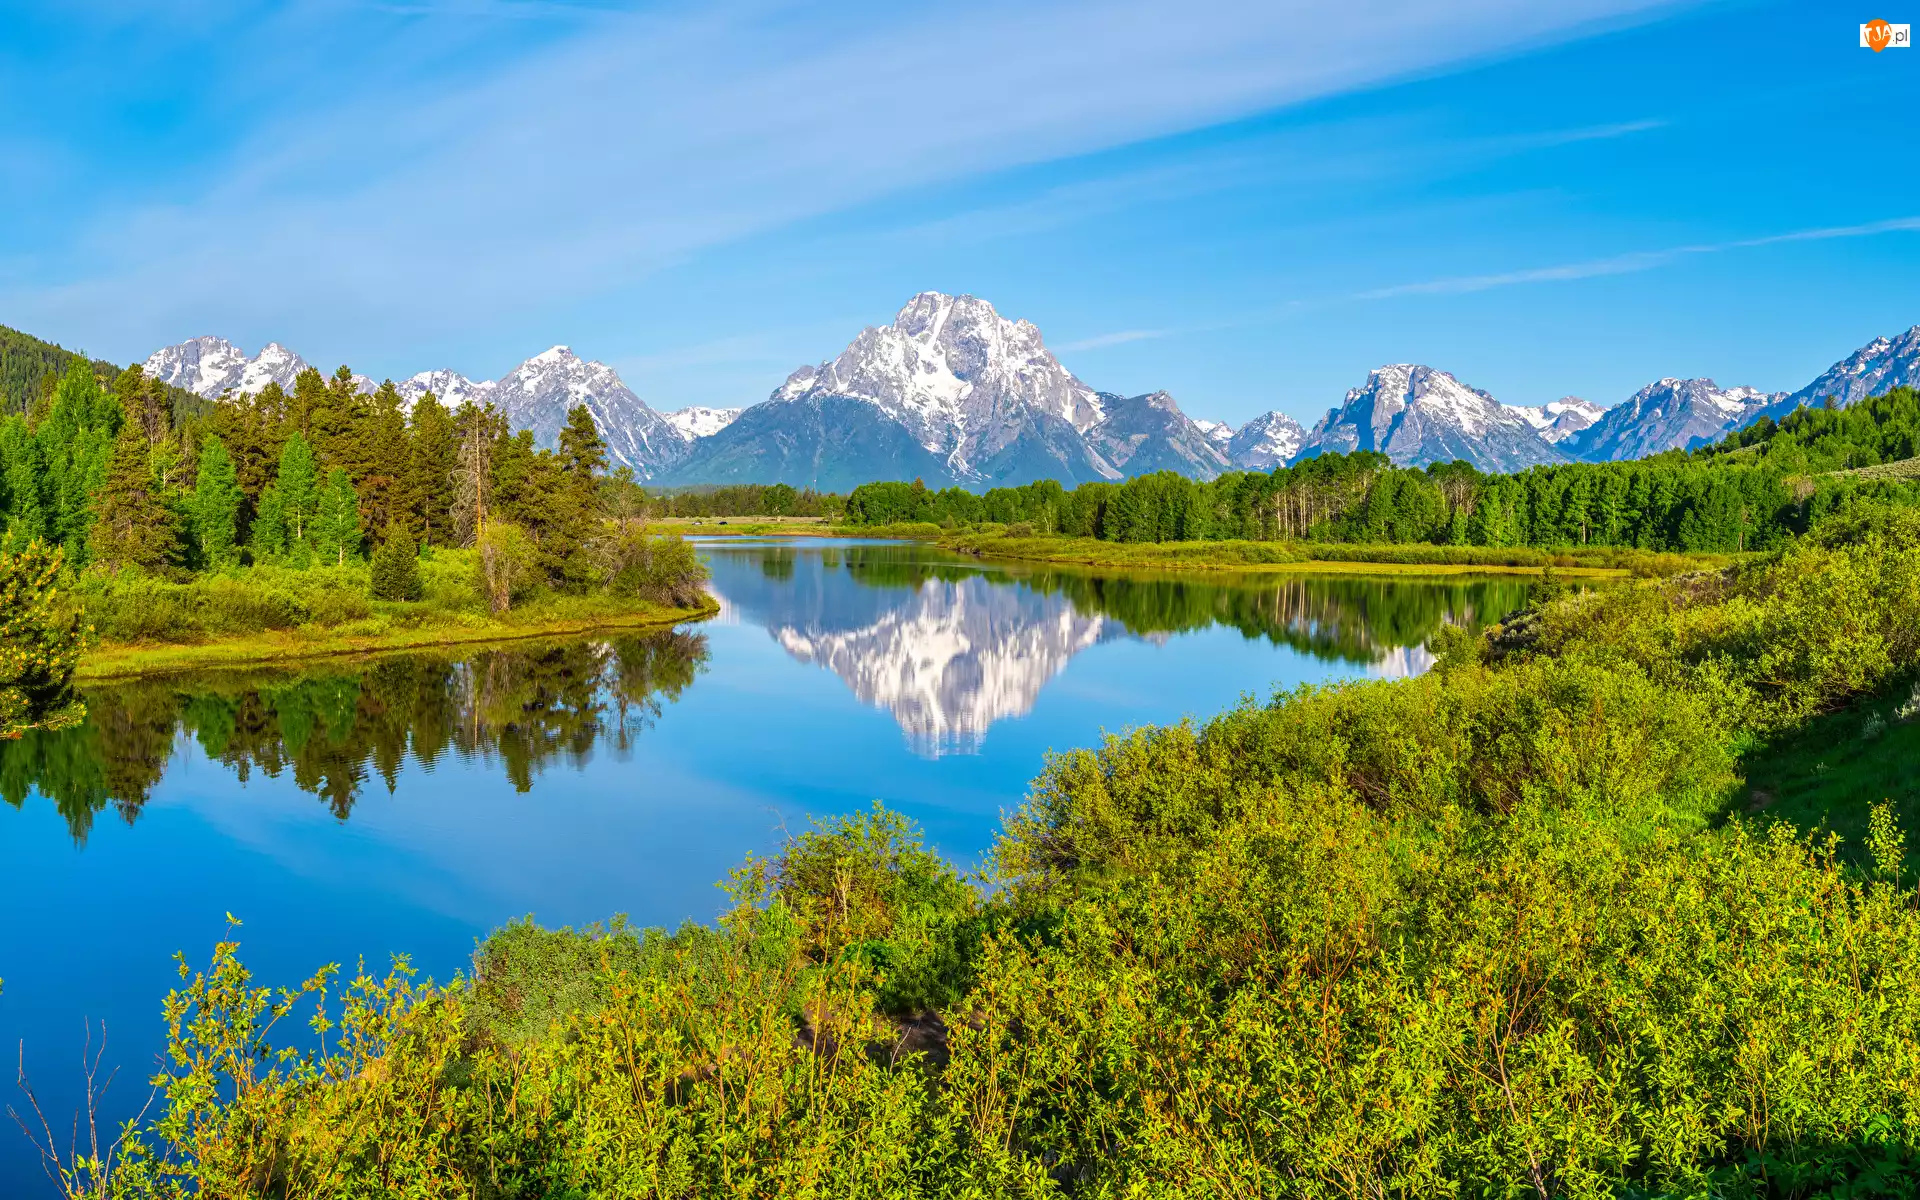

{"left": 369, "top": 529, "right": 423, "bottom": 602}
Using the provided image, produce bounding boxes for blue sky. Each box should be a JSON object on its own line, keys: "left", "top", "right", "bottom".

{"left": 0, "top": 0, "right": 1913, "bottom": 425}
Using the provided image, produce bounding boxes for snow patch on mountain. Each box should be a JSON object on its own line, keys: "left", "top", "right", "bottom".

{"left": 398, "top": 369, "right": 494, "bottom": 409}
{"left": 1569, "top": 378, "right": 1779, "bottom": 462}
{"left": 664, "top": 406, "right": 743, "bottom": 440}
{"left": 1757, "top": 325, "right": 1920, "bottom": 421}
{"left": 1225, "top": 411, "right": 1306, "bottom": 470}
{"left": 773, "top": 292, "right": 1109, "bottom": 477}
{"left": 1296, "top": 365, "right": 1566, "bottom": 473}
{"left": 1192, "top": 418, "right": 1234, "bottom": 447}
{"left": 145, "top": 337, "right": 315, "bottom": 399}
{"left": 1510, "top": 397, "right": 1605, "bottom": 445}
{"left": 487, "top": 346, "right": 687, "bottom": 476}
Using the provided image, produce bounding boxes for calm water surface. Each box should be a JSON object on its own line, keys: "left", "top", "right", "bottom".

{"left": 0, "top": 538, "right": 1527, "bottom": 1186}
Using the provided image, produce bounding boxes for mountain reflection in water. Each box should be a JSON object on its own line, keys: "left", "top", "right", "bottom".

{"left": 703, "top": 541, "right": 1529, "bottom": 757}
{"left": 0, "top": 632, "right": 708, "bottom": 844}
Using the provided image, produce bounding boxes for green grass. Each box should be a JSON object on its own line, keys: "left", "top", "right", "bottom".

{"left": 930, "top": 531, "right": 1711, "bottom": 577}
{"left": 1739, "top": 676, "right": 1920, "bottom": 868}
{"left": 76, "top": 549, "right": 717, "bottom": 680}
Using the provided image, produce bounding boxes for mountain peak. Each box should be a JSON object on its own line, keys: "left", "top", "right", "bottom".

{"left": 1295, "top": 363, "right": 1566, "bottom": 472}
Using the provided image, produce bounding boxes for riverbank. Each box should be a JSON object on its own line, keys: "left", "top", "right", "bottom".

{"left": 841, "top": 523, "right": 1718, "bottom": 577}
{"left": 79, "top": 592, "right": 718, "bottom": 681}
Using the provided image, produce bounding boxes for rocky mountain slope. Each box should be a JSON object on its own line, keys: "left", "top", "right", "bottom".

{"left": 1516, "top": 397, "right": 1604, "bottom": 445}
{"left": 1745, "top": 324, "right": 1920, "bottom": 428}
{"left": 1566, "top": 378, "right": 1778, "bottom": 461}
{"left": 1224, "top": 411, "right": 1306, "bottom": 470}
{"left": 144, "top": 337, "right": 313, "bottom": 399}
{"left": 658, "top": 293, "right": 1228, "bottom": 489}
{"left": 1294, "top": 365, "right": 1569, "bottom": 472}
{"left": 663, "top": 406, "right": 742, "bottom": 439}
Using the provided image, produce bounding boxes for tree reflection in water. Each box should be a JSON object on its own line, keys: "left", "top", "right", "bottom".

{"left": 0, "top": 631, "right": 709, "bottom": 843}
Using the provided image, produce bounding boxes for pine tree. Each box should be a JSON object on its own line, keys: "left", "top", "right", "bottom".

{"left": 559, "top": 404, "right": 607, "bottom": 481}
{"left": 287, "top": 367, "right": 328, "bottom": 442}
{"left": 450, "top": 402, "right": 502, "bottom": 547}
{"left": 406, "top": 393, "right": 458, "bottom": 546}
{"left": 1, "top": 415, "right": 48, "bottom": 546}
{"left": 277, "top": 433, "right": 319, "bottom": 551}
{"left": 369, "top": 527, "right": 422, "bottom": 601}
{"left": 190, "top": 435, "right": 242, "bottom": 568}
{"left": 311, "top": 468, "right": 364, "bottom": 566}
{"left": 359, "top": 380, "right": 410, "bottom": 534}
{"left": 312, "top": 366, "right": 373, "bottom": 483}
{"left": 90, "top": 421, "right": 180, "bottom": 574}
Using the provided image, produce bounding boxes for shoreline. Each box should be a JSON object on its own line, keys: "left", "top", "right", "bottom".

{"left": 78, "top": 596, "right": 720, "bottom": 682}
{"left": 677, "top": 522, "right": 1652, "bottom": 578}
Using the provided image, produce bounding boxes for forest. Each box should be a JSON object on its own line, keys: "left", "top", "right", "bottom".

{"left": 0, "top": 342, "right": 709, "bottom": 694}
{"left": 844, "top": 387, "right": 1920, "bottom": 553}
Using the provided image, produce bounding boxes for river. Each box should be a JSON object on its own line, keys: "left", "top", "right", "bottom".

{"left": 0, "top": 538, "right": 1527, "bottom": 1188}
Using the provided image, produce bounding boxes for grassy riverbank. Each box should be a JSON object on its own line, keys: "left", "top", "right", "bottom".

{"left": 837, "top": 521, "right": 1720, "bottom": 577}
{"left": 76, "top": 548, "right": 716, "bottom": 681}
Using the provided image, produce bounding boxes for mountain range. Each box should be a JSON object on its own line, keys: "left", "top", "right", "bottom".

{"left": 143, "top": 299, "right": 1920, "bottom": 485}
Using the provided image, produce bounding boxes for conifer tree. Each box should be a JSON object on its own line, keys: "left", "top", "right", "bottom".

{"left": 1, "top": 416, "right": 49, "bottom": 546}
{"left": 287, "top": 367, "right": 328, "bottom": 442}
{"left": 312, "top": 366, "right": 373, "bottom": 482}
{"left": 277, "top": 433, "right": 319, "bottom": 550}
{"left": 360, "top": 380, "right": 410, "bottom": 533}
{"left": 90, "top": 420, "right": 180, "bottom": 574}
{"left": 559, "top": 404, "right": 607, "bottom": 482}
{"left": 311, "top": 468, "right": 363, "bottom": 566}
{"left": 451, "top": 402, "right": 502, "bottom": 546}
{"left": 406, "top": 393, "right": 458, "bottom": 547}
{"left": 190, "top": 435, "right": 242, "bottom": 568}
{"left": 369, "top": 526, "right": 422, "bottom": 601}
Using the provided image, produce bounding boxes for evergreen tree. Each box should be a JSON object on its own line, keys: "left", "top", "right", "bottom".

{"left": 559, "top": 404, "right": 607, "bottom": 481}
{"left": 369, "top": 527, "right": 423, "bottom": 601}
{"left": 311, "top": 468, "right": 364, "bottom": 566}
{"left": 90, "top": 420, "right": 180, "bottom": 574}
{"left": 287, "top": 367, "right": 328, "bottom": 442}
{"left": 277, "top": 433, "right": 320, "bottom": 550}
{"left": 190, "top": 435, "right": 242, "bottom": 568}
{"left": 1, "top": 415, "right": 48, "bottom": 546}
{"left": 405, "top": 393, "right": 458, "bottom": 546}
{"left": 311, "top": 366, "right": 373, "bottom": 482}
{"left": 360, "top": 380, "right": 410, "bottom": 534}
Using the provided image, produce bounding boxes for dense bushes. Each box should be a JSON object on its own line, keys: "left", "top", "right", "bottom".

{"left": 56, "top": 510, "right": 1920, "bottom": 1198}
{"left": 0, "top": 540, "right": 88, "bottom": 735}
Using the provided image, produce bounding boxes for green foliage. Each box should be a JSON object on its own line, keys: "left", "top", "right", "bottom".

{"left": 644, "top": 480, "right": 842, "bottom": 519}
{"left": 274, "top": 433, "right": 319, "bottom": 554}
{"left": 309, "top": 467, "right": 363, "bottom": 566}
{"left": 187, "top": 436, "right": 241, "bottom": 568}
{"left": 368, "top": 527, "right": 423, "bottom": 601}
{"left": 475, "top": 520, "right": 537, "bottom": 613}
{"left": 59, "top": 507, "right": 1920, "bottom": 1199}
{"left": 844, "top": 390, "right": 1920, "bottom": 557}
{"left": 89, "top": 420, "right": 181, "bottom": 575}
{"left": 0, "top": 540, "right": 89, "bottom": 735}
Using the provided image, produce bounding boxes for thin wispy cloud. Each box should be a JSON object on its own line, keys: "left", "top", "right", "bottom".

{"left": 1357, "top": 215, "right": 1920, "bottom": 299}
{"left": 1057, "top": 329, "right": 1171, "bottom": 353}
{"left": 2, "top": 0, "right": 1687, "bottom": 365}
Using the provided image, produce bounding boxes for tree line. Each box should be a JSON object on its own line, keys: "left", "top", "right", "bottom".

{"left": 0, "top": 357, "right": 706, "bottom": 613}
{"left": 845, "top": 386, "right": 1920, "bottom": 552}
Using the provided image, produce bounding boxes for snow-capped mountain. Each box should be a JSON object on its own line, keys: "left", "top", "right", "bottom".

{"left": 1295, "top": 365, "right": 1568, "bottom": 472}
{"left": 663, "top": 406, "right": 743, "bottom": 439}
{"left": 1086, "top": 391, "right": 1232, "bottom": 480}
{"left": 144, "top": 337, "right": 314, "bottom": 399}
{"left": 1745, "top": 325, "right": 1920, "bottom": 427}
{"left": 773, "top": 292, "right": 1108, "bottom": 465}
{"left": 1225, "top": 411, "right": 1306, "bottom": 470}
{"left": 1567, "top": 378, "right": 1778, "bottom": 462}
{"left": 1512, "top": 397, "right": 1604, "bottom": 445}
{"left": 1193, "top": 419, "right": 1234, "bottom": 449}
{"left": 397, "top": 369, "right": 493, "bottom": 409}
{"left": 662, "top": 292, "right": 1149, "bottom": 489}
{"left": 485, "top": 347, "right": 688, "bottom": 476}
